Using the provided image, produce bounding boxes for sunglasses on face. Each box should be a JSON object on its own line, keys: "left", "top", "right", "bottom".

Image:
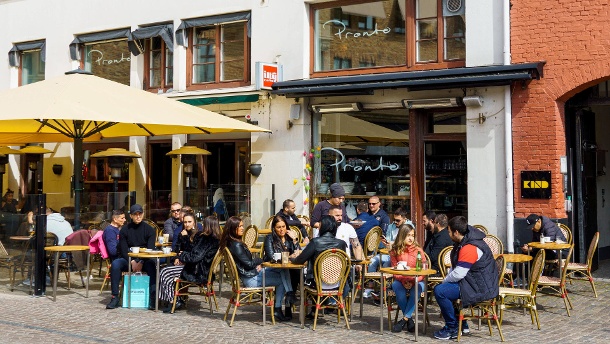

{"left": 171, "top": 209, "right": 182, "bottom": 213}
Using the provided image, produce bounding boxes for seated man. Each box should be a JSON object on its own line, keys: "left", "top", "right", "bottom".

{"left": 106, "top": 204, "right": 157, "bottom": 310}
{"left": 353, "top": 201, "right": 379, "bottom": 247}
{"left": 46, "top": 207, "right": 74, "bottom": 246}
{"left": 163, "top": 202, "right": 182, "bottom": 242}
{"left": 171, "top": 206, "right": 203, "bottom": 252}
{"left": 276, "top": 199, "right": 310, "bottom": 244}
{"left": 102, "top": 210, "right": 127, "bottom": 262}
{"left": 433, "top": 216, "right": 498, "bottom": 340}
{"left": 521, "top": 213, "right": 567, "bottom": 260}
{"left": 329, "top": 205, "right": 363, "bottom": 261}
{"left": 424, "top": 213, "right": 453, "bottom": 275}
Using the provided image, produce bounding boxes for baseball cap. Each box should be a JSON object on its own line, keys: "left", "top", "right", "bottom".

{"left": 130, "top": 204, "right": 144, "bottom": 214}
{"left": 525, "top": 214, "right": 540, "bottom": 230}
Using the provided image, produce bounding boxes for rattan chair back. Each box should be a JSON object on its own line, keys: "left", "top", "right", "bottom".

{"left": 558, "top": 223, "right": 573, "bottom": 244}
{"left": 313, "top": 249, "right": 350, "bottom": 293}
{"left": 142, "top": 218, "right": 162, "bottom": 237}
{"left": 585, "top": 232, "right": 600, "bottom": 268}
{"left": 529, "top": 249, "right": 546, "bottom": 293}
{"left": 363, "top": 226, "right": 382, "bottom": 258}
{"left": 242, "top": 225, "right": 259, "bottom": 249}
{"left": 472, "top": 224, "right": 489, "bottom": 234}
{"left": 495, "top": 255, "right": 506, "bottom": 286}
{"left": 483, "top": 234, "right": 503, "bottom": 255}
{"left": 264, "top": 216, "right": 274, "bottom": 230}
{"left": 288, "top": 226, "right": 303, "bottom": 245}
{"left": 438, "top": 246, "right": 453, "bottom": 278}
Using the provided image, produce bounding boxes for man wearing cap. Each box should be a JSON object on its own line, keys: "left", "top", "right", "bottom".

{"left": 310, "top": 183, "right": 348, "bottom": 236}
{"left": 106, "top": 204, "right": 157, "bottom": 310}
{"left": 521, "top": 214, "right": 566, "bottom": 260}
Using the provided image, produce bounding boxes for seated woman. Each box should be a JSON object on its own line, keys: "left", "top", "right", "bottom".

{"left": 390, "top": 223, "right": 426, "bottom": 333}
{"left": 220, "top": 216, "right": 292, "bottom": 321}
{"left": 158, "top": 214, "right": 220, "bottom": 313}
{"left": 291, "top": 215, "right": 348, "bottom": 318}
{"left": 263, "top": 215, "right": 301, "bottom": 320}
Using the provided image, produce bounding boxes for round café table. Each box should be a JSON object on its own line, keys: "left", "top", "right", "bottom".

{"left": 527, "top": 241, "right": 571, "bottom": 274}
{"left": 261, "top": 262, "right": 306, "bottom": 327}
{"left": 127, "top": 251, "right": 176, "bottom": 311}
{"left": 379, "top": 267, "right": 436, "bottom": 341}
{"left": 495, "top": 253, "right": 533, "bottom": 288}
{"left": 45, "top": 245, "right": 90, "bottom": 302}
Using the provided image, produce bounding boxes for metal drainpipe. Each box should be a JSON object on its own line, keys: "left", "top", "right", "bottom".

{"left": 504, "top": 0, "right": 515, "bottom": 253}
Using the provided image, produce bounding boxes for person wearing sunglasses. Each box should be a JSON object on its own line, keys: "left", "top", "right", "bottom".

{"left": 368, "top": 196, "right": 390, "bottom": 236}
{"left": 163, "top": 202, "right": 182, "bottom": 242}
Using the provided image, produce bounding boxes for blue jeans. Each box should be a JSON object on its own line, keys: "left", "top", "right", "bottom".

{"left": 392, "top": 280, "right": 425, "bottom": 318}
{"left": 434, "top": 282, "right": 461, "bottom": 330}
{"left": 368, "top": 254, "right": 391, "bottom": 272}
{"left": 110, "top": 258, "right": 156, "bottom": 298}
{"left": 242, "top": 268, "right": 292, "bottom": 306}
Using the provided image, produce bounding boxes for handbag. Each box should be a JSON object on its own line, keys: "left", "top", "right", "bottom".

{"left": 122, "top": 272, "right": 150, "bottom": 308}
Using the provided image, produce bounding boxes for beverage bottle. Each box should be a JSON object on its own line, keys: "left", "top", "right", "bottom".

{"left": 416, "top": 251, "right": 422, "bottom": 271}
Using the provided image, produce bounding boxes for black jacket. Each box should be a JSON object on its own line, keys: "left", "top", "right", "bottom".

{"left": 263, "top": 234, "right": 299, "bottom": 262}
{"left": 228, "top": 240, "right": 263, "bottom": 279}
{"left": 451, "top": 226, "right": 498, "bottom": 307}
{"left": 275, "top": 210, "right": 308, "bottom": 239}
{"left": 178, "top": 233, "right": 219, "bottom": 284}
{"left": 424, "top": 227, "right": 454, "bottom": 274}
{"left": 291, "top": 232, "right": 347, "bottom": 281}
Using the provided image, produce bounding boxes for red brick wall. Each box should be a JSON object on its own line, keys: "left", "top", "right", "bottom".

{"left": 511, "top": 0, "right": 610, "bottom": 218}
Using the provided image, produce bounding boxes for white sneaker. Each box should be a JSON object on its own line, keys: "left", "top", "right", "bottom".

{"left": 363, "top": 288, "right": 374, "bottom": 298}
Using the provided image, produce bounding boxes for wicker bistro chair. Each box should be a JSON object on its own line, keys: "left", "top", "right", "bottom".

{"left": 537, "top": 246, "right": 574, "bottom": 316}
{"left": 99, "top": 258, "right": 112, "bottom": 294}
{"left": 169, "top": 249, "right": 222, "bottom": 314}
{"left": 566, "top": 232, "right": 599, "bottom": 297}
{"left": 222, "top": 247, "right": 276, "bottom": 326}
{"left": 355, "top": 226, "right": 382, "bottom": 299}
{"left": 243, "top": 225, "right": 259, "bottom": 253}
{"left": 142, "top": 218, "right": 162, "bottom": 238}
{"left": 498, "top": 249, "right": 545, "bottom": 329}
{"left": 558, "top": 223, "right": 573, "bottom": 245}
{"left": 304, "top": 248, "right": 352, "bottom": 330}
{"left": 264, "top": 216, "right": 275, "bottom": 231}
{"left": 288, "top": 226, "right": 303, "bottom": 246}
{"left": 483, "top": 234, "right": 513, "bottom": 286}
{"left": 0, "top": 239, "right": 18, "bottom": 288}
{"left": 456, "top": 255, "right": 506, "bottom": 342}
{"left": 472, "top": 224, "right": 489, "bottom": 234}
{"left": 438, "top": 246, "right": 453, "bottom": 279}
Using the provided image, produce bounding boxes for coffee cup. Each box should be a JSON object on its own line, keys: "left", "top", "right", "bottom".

{"left": 130, "top": 247, "right": 140, "bottom": 254}
{"left": 397, "top": 261, "right": 408, "bottom": 270}
{"left": 540, "top": 236, "right": 545, "bottom": 244}
{"left": 162, "top": 247, "right": 171, "bottom": 254}
{"left": 273, "top": 252, "right": 282, "bottom": 262}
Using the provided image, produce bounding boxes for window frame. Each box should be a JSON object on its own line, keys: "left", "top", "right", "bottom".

{"left": 309, "top": 0, "right": 465, "bottom": 78}
{"left": 18, "top": 48, "right": 45, "bottom": 86}
{"left": 143, "top": 37, "right": 174, "bottom": 92}
{"left": 185, "top": 21, "right": 251, "bottom": 91}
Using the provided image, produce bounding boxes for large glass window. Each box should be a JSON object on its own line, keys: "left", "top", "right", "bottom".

{"left": 189, "top": 21, "right": 248, "bottom": 88}
{"left": 83, "top": 40, "right": 130, "bottom": 85}
{"left": 20, "top": 50, "right": 45, "bottom": 85}
{"left": 312, "top": 0, "right": 465, "bottom": 74}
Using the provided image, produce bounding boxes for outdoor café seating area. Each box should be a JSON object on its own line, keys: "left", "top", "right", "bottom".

{"left": 0, "top": 212, "right": 602, "bottom": 341}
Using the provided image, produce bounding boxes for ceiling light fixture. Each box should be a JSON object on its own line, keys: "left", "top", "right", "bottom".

{"left": 310, "top": 103, "right": 362, "bottom": 113}
{"left": 402, "top": 98, "right": 461, "bottom": 109}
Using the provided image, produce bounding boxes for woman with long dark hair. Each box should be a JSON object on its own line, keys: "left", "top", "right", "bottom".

{"left": 263, "top": 215, "right": 299, "bottom": 319}
{"left": 158, "top": 214, "right": 220, "bottom": 313}
{"left": 220, "top": 216, "right": 291, "bottom": 321}
{"left": 389, "top": 223, "right": 426, "bottom": 333}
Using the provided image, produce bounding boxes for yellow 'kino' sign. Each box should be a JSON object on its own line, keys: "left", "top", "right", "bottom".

{"left": 523, "top": 180, "right": 550, "bottom": 188}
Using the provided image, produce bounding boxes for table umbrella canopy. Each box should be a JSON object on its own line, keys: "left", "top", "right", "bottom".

{"left": 0, "top": 69, "right": 270, "bottom": 229}
{"left": 0, "top": 70, "right": 268, "bottom": 138}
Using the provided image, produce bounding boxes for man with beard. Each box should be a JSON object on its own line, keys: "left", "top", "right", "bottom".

{"left": 424, "top": 213, "right": 453, "bottom": 275}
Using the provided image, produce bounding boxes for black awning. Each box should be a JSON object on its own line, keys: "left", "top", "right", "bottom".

{"left": 8, "top": 40, "right": 46, "bottom": 67}
{"left": 271, "top": 62, "right": 545, "bottom": 97}
{"left": 69, "top": 28, "right": 131, "bottom": 61}
{"left": 128, "top": 24, "right": 174, "bottom": 56}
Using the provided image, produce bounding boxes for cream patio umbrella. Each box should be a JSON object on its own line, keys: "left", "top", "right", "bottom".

{"left": 0, "top": 69, "right": 269, "bottom": 229}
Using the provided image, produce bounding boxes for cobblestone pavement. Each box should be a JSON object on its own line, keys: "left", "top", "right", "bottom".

{"left": 1, "top": 265, "right": 609, "bottom": 344}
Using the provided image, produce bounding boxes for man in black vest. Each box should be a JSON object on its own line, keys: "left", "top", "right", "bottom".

{"left": 433, "top": 216, "right": 498, "bottom": 340}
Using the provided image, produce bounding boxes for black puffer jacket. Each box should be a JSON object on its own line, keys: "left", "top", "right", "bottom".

{"left": 178, "top": 233, "right": 219, "bottom": 284}
{"left": 291, "top": 232, "right": 347, "bottom": 281}
{"left": 228, "top": 240, "right": 263, "bottom": 279}
{"left": 450, "top": 226, "right": 498, "bottom": 307}
{"left": 263, "top": 234, "right": 299, "bottom": 262}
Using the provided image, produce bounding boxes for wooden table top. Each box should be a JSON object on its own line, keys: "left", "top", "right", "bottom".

{"left": 379, "top": 248, "right": 389, "bottom": 255}
{"left": 128, "top": 252, "right": 177, "bottom": 259}
{"left": 528, "top": 242, "right": 571, "bottom": 250}
{"left": 262, "top": 262, "right": 306, "bottom": 269}
{"left": 45, "top": 245, "right": 89, "bottom": 252}
{"left": 379, "top": 267, "right": 437, "bottom": 276}
{"left": 258, "top": 229, "right": 272, "bottom": 235}
{"left": 494, "top": 253, "right": 533, "bottom": 263}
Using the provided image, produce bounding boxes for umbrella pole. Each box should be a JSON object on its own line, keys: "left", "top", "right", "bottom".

{"left": 73, "top": 128, "right": 83, "bottom": 230}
